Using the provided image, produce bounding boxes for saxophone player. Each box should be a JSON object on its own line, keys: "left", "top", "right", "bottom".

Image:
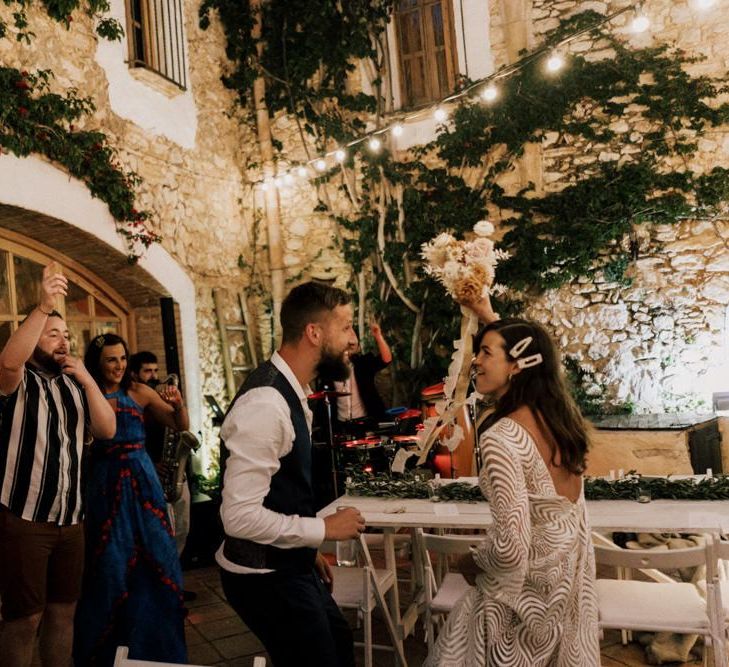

{"left": 129, "top": 351, "right": 197, "bottom": 602}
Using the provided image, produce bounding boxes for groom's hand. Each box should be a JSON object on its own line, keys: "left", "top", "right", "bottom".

{"left": 324, "top": 507, "right": 365, "bottom": 540}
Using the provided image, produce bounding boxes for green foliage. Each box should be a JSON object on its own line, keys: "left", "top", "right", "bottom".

{"left": 346, "top": 469, "right": 729, "bottom": 501}
{"left": 1, "top": 0, "right": 123, "bottom": 42}
{"left": 200, "top": 4, "right": 729, "bottom": 404}
{"left": 0, "top": 67, "right": 158, "bottom": 261}
{"left": 563, "top": 357, "right": 633, "bottom": 417}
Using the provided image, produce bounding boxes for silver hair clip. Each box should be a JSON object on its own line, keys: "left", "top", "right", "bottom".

{"left": 516, "top": 353, "right": 543, "bottom": 369}
{"left": 509, "top": 336, "right": 532, "bottom": 359}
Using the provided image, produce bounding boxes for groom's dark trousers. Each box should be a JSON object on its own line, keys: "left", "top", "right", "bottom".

{"left": 221, "top": 567, "right": 355, "bottom": 667}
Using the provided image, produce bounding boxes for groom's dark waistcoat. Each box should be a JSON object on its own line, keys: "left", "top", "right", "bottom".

{"left": 220, "top": 360, "right": 317, "bottom": 573}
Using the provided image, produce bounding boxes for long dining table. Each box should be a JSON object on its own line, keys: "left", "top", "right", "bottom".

{"left": 318, "top": 480, "right": 729, "bottom": 664}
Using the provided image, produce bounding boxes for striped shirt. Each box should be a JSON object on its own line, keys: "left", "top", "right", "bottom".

{"left": 0, "top": 365, "right": 88, "bottom": 526}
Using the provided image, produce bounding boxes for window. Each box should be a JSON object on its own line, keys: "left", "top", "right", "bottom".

{"left": 127, "top": 0, "right": 187, "bottom": 89}
{"left": 395, "top": 0, "right": 458, "bottom": 107}
{"left": 0, "top": 238, "right": 129, "bottom": 358}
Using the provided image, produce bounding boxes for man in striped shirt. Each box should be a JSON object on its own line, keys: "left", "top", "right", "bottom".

{"left": 0, "top": 264, "right": 116, "bottom": 667}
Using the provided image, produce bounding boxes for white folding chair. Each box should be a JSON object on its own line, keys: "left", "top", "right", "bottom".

{"left": 330, "top": 534, "right": 406, "bottom": 667}
{"left": 414, "top": 528, "right": 484, "bottom": 655}
{"left": 112, "top": 646, "right": 212, "bottom": 666}
{"left": 594, "top": 540, "right": 724, "bottom": 667}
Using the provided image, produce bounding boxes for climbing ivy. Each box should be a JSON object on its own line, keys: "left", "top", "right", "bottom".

{"left": 0, "top": 67, "right": 158, "bottom": 261}
{"left": 200, "top": 3, "right": 729, "bottom": 405}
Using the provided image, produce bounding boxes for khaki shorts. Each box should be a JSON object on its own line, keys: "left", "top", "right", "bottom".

{"left": 0, "top": 505, "right": 84, "bottom": 621}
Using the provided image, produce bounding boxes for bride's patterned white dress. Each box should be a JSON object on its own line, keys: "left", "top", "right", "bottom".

{"left": 425, "top": 418, "right": 600, "bottom": 666}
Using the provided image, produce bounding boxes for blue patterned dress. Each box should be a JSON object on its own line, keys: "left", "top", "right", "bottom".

{"left": 74, "top": 390, "right": 187, "bottom": 666}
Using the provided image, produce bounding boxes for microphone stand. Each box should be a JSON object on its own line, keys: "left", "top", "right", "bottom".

{"left": 324, "top": 392, "right": 340, "bottom": 498}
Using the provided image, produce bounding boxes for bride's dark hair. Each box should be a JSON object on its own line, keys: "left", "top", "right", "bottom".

{"left": 476, "top": 318, "right": 590, "bottom": 474}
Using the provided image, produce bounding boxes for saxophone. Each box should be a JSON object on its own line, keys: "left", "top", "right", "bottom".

{"left": 159, "top": 374, "right": 200, "bottom": 503}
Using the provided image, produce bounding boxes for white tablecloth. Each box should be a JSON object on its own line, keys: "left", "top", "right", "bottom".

{"left": 319, "top": 494, "right": 729, "bottom": 533}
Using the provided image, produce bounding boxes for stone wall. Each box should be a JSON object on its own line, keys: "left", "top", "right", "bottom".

{"left": 519, "top": 0, "right": 729, "bottom": 413}
{"left": 243, "top": 0, "right": 729, "bottom": 416}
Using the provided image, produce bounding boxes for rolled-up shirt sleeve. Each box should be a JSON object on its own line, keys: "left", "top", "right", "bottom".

{"left": 220, "top": 387, "right": 326, "bottom": 549}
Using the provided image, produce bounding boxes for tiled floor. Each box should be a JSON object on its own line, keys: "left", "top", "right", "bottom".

{"left": 11, "top": 562, "right": 703, "bottom": 665}
{"left": 181, "top": 565, "right": 704, "bottom": 666}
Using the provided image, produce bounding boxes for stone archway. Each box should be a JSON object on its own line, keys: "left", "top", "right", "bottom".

{"left": 0, "top": 153, "right": 202, "bottom": 431}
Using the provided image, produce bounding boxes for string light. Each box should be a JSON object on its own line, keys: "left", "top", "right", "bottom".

{"left": 546, "top": 51, "right": 565, "bottom": 73}
{"left": 631, "top": 11, "right": 651, "bottom": 33}
{"left": 368, "top": 137, "right": 382, "bottom": 152}
{"left": 249, "top": 5, "right": 671, "bottom": 189}
{"left": 481, "top": 84, "right": 498, "bottom": 102}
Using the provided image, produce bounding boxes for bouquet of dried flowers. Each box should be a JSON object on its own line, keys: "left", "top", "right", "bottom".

{"left": 421, "top": 221, "right": 507, "bottom": 304}
{"left": 415, "top": 222, "right": 507, "bottom": 465}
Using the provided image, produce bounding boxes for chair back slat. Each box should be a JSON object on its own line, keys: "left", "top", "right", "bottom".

{"left": 420, "top": 531, "right": 485, "bottom": 555}
{"left": 594, "top": 543, "right": 708, "bottom": 570}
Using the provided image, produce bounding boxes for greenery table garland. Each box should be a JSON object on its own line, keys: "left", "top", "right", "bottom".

{"left": 344, "top": 470, "right": 729, "bottom": 502}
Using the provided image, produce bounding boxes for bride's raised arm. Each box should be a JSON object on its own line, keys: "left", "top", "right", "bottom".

{"left": 460, "top": 292, "right": 500, "bottom": 325}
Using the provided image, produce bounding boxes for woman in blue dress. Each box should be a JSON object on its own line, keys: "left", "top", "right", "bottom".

{"left": 74, "top": 334, "right": 188, "bottom": 665}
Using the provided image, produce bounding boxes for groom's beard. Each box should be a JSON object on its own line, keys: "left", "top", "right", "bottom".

{"left": 316, "top": 345, "right": 350, "bottom": 382}
{"left": 145, "top": 378, "right": 160, "bottom": 388}
{"left": 31, "top": 347, "right": 63, "bottom": 375}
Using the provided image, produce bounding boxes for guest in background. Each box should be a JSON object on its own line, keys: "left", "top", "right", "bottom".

{"left": 425, "top": 301, "right": 599, "bottom": 666}
{"left": 0, "top": 265, "right": 116, "bottom": 667}
{"left": 128, "top": 350, "right": 159, "bottom": 386}
{"left": 129, "top": 350, "right": 197, "bottom": 600}
{"left": 74, "top": 334, "right": 188, "bottom": 665}
{"left": 318, "top": 321, "right": 392, "bottom": 435}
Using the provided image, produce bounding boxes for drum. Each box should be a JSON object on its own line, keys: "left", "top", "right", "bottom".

{"left": 419, "top": 382, "right": 475, "bottom": 479}
{"left": 395, "top": 408, "right": 422, "bottom": 436}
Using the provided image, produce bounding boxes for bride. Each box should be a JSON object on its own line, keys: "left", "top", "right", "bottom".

{"left": 425, "top": 296, "right": 600, "bottom": 666}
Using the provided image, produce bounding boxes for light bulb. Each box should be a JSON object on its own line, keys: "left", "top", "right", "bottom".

{"left": 334, "top": 149, "right": 346, "bottom": 162}
{"left": 273, "top": 177, "right": 283, "bottom": 188}
{"left": 481, "top": 84, "right": 498, "bottom": 102}
{"left": 631, "top": 14, "right": 650, "bottom": 33}
{"left": 693, "top": 0, "right": 716, "bottom": 9}
{"left": 434, "top": 107, "right": 447, "bottom": 122}
{"left": 391, "top": 124, "right": 404, "bottom": 137}
{"left": 296, "top": 166, "right": 309, "bottom": 178}
{"left": 260, "top": 181, "right": 270, "bottom": 192}
{"left": 546, "top": 52, "right": 564, "bottom": 73}
{"left": 368, "top": 137, "right": 382, "bottom": 152}
{"left": 283, "top": 173, "right": 294, "bottom": 186}
{"left": 314, "top": 158, "right": 327, "bottom": 172}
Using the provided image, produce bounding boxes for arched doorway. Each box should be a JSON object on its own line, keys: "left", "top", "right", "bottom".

{"left": 0, "top": 229, "right": 131, "bottom": 357}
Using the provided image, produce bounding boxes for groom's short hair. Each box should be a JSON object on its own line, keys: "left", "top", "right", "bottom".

{"left": 280, "top": 281, "right": 351, "bottom": 344}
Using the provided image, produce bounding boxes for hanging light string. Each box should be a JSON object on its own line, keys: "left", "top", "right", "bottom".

{"left": 257, "top": 1, "right": 715, "bottom": 190}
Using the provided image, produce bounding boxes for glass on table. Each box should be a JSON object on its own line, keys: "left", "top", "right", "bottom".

{"left": 335, "top": 505, "right": 359, "bottom": 567}
{"left": 636, "top": 486, "right": 651, "bottom": 503}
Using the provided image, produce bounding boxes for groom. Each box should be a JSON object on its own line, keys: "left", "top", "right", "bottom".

{"left": 217, "top": 281, "right": 366, "bottom": 666}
